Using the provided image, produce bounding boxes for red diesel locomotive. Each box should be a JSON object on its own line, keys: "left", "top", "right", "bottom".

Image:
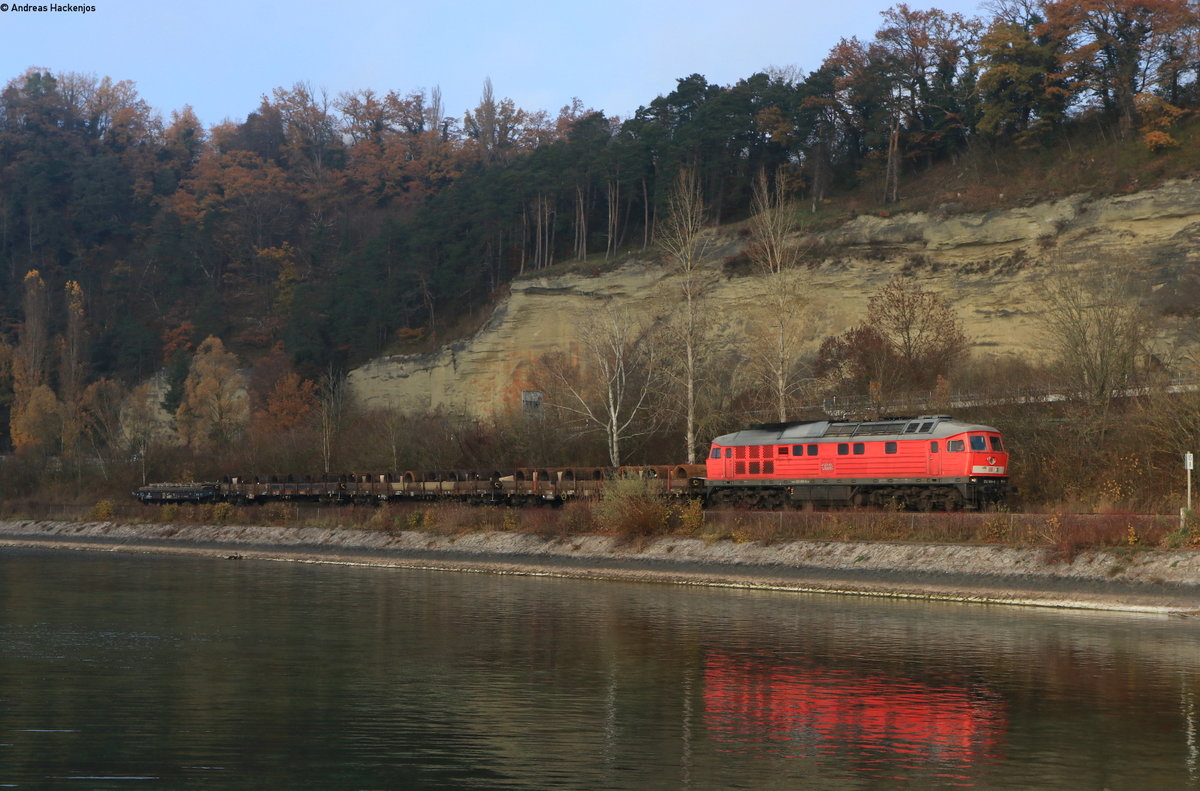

{"left": 705, "top": 415, "right": 1009, "bottom": 510}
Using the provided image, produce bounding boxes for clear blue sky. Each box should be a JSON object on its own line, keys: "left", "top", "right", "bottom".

{"left": 1, "top": 0, "right": 989, "bottom": 128}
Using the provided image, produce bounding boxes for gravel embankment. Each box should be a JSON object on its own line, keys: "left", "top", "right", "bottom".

{"left": 2, "top": 520, "right": 1199, "bottom": 614}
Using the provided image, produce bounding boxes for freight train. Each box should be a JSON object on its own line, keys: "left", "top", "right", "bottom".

{"left": 133, "top": 415, "right": 1010, "bottom": 512}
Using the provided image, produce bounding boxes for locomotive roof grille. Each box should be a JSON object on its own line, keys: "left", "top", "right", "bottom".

{"left": 749, "top": 419, "right": 825, "bottom": 432}
{"left": 824, "top": 421, "right": 909, "bottom": 436}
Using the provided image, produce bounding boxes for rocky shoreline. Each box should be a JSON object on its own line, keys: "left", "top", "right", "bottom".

{"left": 2, "top": 520, "right": 1199, "bottom": 615}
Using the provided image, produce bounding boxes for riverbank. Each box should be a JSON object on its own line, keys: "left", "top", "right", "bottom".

{"left": 2, "top": 519, "right": 1199, "bottom": 614}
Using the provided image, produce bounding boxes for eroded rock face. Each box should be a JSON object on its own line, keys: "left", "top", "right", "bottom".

{"left": 349, "top": 180, "right": 1200, "bottom": 416}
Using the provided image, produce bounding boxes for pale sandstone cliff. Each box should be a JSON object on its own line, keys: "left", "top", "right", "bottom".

{"left": 349, "top": 179, "right": 1200, "bottom": 416}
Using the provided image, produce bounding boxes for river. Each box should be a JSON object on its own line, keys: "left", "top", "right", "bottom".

{"left": 1, "top": 547, "right": 1197, "bottom": 790}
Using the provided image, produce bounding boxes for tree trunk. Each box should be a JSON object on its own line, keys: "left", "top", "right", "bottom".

{"left": 606, "top": 177, "right": 620, "bottom": 260}
{"left": 885, "top": 119, "right": 901, "bottom": 204}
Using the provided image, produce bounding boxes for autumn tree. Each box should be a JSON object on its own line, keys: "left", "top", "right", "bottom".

{"left": 10, "top": 270, "right": 51, "bottom": 450}
{"left": 873, "top": 4, "right": 982, "bottom": 167}
{"left": 261, "top": 372, "right": 318, "bottom": 432}
{"left": 10, "top": 384, "right": 63, "bottom": 455}
{"left": 78, "top": 378, "right": 127, "bottom": 473}
{"left": 175, "top": 336, "right": 249, "bottom": 451}
{"left": 1136, "top": 91, "right": 1186, "bottom": 151}
{"left": 1035, "top": 269, "right": 1154, "bottom": 407}
{"left": 463, "top": 78, "right": 537, "bottom": 166}
{"left": 977, "top": 14, "right": 1073, "bottom": 143}
{"left": 1040, "top": 0, "right": 1193, "bottom": 136}
{"left": 338, "top": 87, "right": 459, "bottom": 209}
{"left": 272, "top": 82, "right": 344, "bottom": 191}
{"left": 170, "top": 136, "right": 298, "bottom": 300}
{"left": 870, "top": 276, "right": 969, "bottom": 382}
{"left": 244, "top": 370, "right": 320, "bottom": 471}
{"left": 815, "top": 276, "right": 968, "bottom": 399}
{"left": 814, "top": 324, "right": 897, "bottom": 399}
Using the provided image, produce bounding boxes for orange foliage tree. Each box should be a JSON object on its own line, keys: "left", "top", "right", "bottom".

{"left": 1040, "top": 0, "right": 1194, "bottom": 135}
{"left": 175, "top": 336, "right": 248, "bottom": 451}
{"left": 10, "top": 270, "right": 51, "bottom": 450}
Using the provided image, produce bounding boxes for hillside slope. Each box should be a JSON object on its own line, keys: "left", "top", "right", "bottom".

{"left": 349, "top": 179, "right": 1200, "bottom": 416}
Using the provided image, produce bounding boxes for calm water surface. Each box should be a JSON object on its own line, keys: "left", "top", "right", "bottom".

{"left": 1, "top": 547, "right": 1198, "bottom": 790}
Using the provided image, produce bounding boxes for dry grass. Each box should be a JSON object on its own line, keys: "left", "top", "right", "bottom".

{"left": 33, "top": 496, "right": 1182, "bottom": 554}
{"left": 869, "top": 116, "right": 1200, "bottom": 219}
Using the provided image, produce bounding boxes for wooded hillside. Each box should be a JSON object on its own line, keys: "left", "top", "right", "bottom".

{"left": 3, "top": 0, "right": 1200, "bottom": 505}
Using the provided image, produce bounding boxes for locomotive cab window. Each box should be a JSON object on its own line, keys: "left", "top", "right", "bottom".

{"left": 725, "top": 448, "right": 732, "bottom": 458}
{"left": 990, "top": 436, "right": 1004, "bottom": 451}
{"left": 970, "top": 435, "right": 987, "bottom": 451}
{"left": 930, "top": 441, "right": 939, "bottom": 453}
{"left": 710, "top": 448, "right": 721, "bottom": 459}
{"left": 948, "top": 439, "right": 965, "bottom": 452}
{"left": 885, "top": 441, "right": 897, "bottom": 454}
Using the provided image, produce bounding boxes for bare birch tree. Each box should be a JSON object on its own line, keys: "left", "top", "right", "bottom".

{"left": 657, "top": 167, "right": 715, "bottom": 463}
{"left": 537, "top": 305, "right": 658, "bottom": 467}
{"left": 318, "top": 366, "right": 350, "bottom": 474}
{"left": 59, "top": 280, "right": 88, "bottom": 465}
{"left": 121, "top": 381, "right": 170, "bottom": 485}
{"left": 605, "top": 174, "right": 620, "bottom": 259}
{"left": 743, "top": 169, "right": 808, "bottom": 422}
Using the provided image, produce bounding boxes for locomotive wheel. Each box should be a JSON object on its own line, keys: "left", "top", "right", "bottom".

{"left": 765, "top": 490, "right": 787, "bottom": 509}
{"left": 941, "top": 488, "right": 964, "bottom": 511}
{"left": 705, "top": 489, "right": 732, "bottom": 508}
{"left": 744, "top": 490, "right": 768, "bottom": 509}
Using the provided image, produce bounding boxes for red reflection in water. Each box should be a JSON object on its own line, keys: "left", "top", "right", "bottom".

{"left": 704, "top": 653, "right": 1006, "bottom": 770}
